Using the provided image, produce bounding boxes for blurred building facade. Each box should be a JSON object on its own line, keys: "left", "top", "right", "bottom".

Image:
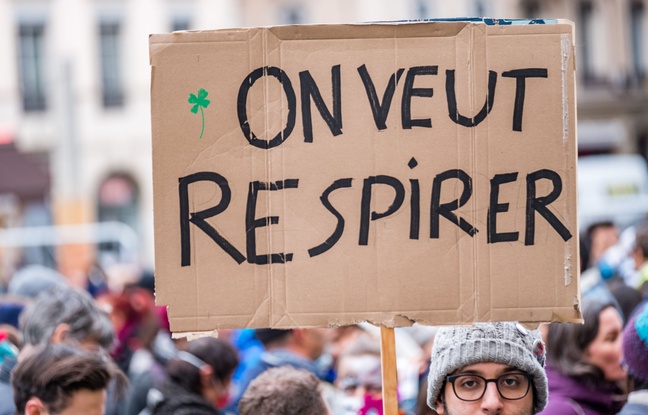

{"left": 0, "top": 0, "right": 646, "bottom": 280}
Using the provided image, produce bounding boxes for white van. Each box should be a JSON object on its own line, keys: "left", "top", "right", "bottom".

{"left": 578, "top": 154, "right": 648, "bottom": 233}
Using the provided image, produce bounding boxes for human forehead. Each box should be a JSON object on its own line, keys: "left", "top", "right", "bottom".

{"left": 452, "top": 362, "right": 525, "bottom": 377}
{"left": 338, "top": 354, "right": 381, "bottom": 375}
{"left": 597, "top": 306, "right": 623, "bottom": 332}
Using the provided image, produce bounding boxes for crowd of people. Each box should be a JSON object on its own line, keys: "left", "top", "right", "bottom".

{"left": 0, "top": 219, "right": 646, "bottom": 414}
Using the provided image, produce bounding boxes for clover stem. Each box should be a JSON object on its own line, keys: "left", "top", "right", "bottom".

{"left": 200, "top": 106, "right": 205, "bottom": 139}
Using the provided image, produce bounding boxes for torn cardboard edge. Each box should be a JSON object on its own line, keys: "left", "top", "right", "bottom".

{"left": 157, "top": 17, "right": 575, "bottom": 43}
{"left": 169, "top": 319, "right": 582, "bottom": 341}
{"left": 169, "top": 301, "right": 584, "bottom": 340}
{"left": 171, "top": 330, "right": 219, "bottom": 341}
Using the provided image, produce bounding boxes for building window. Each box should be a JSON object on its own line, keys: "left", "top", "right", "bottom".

{"left": 415, "top": 0, "right": 430, "bottom": 19}
{"left": 631, "top": 1, "right": 645, "bottom": 80}
{"left": 579, "top": 1, "right": 594, "bottom": 83}
{"left": 172, "top": 16, "right": 191, "bottom": 32}
{"left": 98, "top": 174, "right": 138, "bottom": 226}
{"left": 474, "top": 0, "right": 487, "bottom": 17}
{"left": 522, "top": 0, "right": 540, "bottom": 19}
{"left": 99, "top": 20, "right": 123, "bottom": 108}
{"left": 280, "top": 5, "right": 304, "bottom": 24}
{"left": 18, "top": 22, "right": 46, "bottom": 112}
{"left": 97, "top": 174, "right": 139, "bottom": 261}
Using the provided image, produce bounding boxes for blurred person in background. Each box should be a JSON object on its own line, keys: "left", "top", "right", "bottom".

{"left": 149, "top": 337, "right": 238, "bottom": 415}
{"left": 333, "top": 335, "right": 383, "bottom": 414}
{"left": 632, "top": 221, "right": 648, "bottom": 296}
{"left": 580, "top": 222, "right": 627, "bottom": 309}
{"left": 226, "top": 328, "right": 264, "bottom": 405}
{"left": 228, "top": 328, "right": 328, "bottom": 413}
{"left": 0, "top": 264, "right": 69, "bottom": 332}
{"left": 0, "top": 284, "right": 116, "bottom": 415}
{"left": 585, "top": 222, "right": 620, "bottom": 271}
{"left": 579, "top": 221, "right": 644, "bottom": 324}
{"left": 96, "top": 270, "right": 174, "bottom": 377}
{"left": 539, "top": 300, "right": 626, "bottom": 415}
{"left": 239, "top": 366, "right": 330, "bottom": 415}
{"left": 7, "top": 265, "right": 67, "bottom": 300}
{"left": 427, "top": 322, "right": 548, "bottom": 415}
{"left": 114, "top": 271, "right": 178, "bottom": 415}
{"left": 12, "top": 343, "right": 126, "bottom": 415}
{"left": 396, "top": 325, "right": 438, "bottom": 414}
{"left": 97, "top": 284, "right": 159, "bottom": 372}
{"left": 609, "top": 283, "right": 643, "bottom": 325}
{"left": 411, "top": 326, "right": 438, "bottom": 415}
{"left": 18, "top": 284, "right": 115, "bottom": 353}
{"left": 325, "top": 325, "right": 371, "bottom": 381}
{"left": 618, "top": 303, "right": 648, "bottom": 414}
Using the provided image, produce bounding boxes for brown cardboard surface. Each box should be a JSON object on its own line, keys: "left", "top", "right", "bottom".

{"left": 150, "top": 21, "right": 581, "bottom": 334}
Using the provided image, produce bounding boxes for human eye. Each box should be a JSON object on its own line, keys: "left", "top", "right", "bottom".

{"left": 499, "top": 374, "right": 525, "bottom": 389}
{"left": 457, "top": 376, "right": 484, "bottom": 390}
{"left": 338, "top": 377, "right": 359, "bottom": 394}
{"left": 605, "top": 330, "right": 619, "bottom": 342}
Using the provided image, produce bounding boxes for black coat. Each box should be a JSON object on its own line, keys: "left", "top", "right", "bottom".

{"left": 151, "top": 381, "right": 221, "bottom": 415}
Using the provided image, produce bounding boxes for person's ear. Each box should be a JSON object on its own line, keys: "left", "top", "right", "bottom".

{"left": 50, "top": 323, "right": 71, "bottom": 344}
{"left": 25, "top": 397, "right": 47, "bottom": 415}
{"left": 435, "top": 389, "right": 446, "bottom": 415}
{"left": 291, "top": 329, "right": 306, "bottom": 345}
{"left": 435, "top": 398, "right": 445, "bottom": 415}
{"left": 199, "top": 365, "right": 214, "bottom": 388}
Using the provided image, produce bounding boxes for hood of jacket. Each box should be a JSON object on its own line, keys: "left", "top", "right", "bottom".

{"left": 542, "top": 364, "right": 625, "bottom": 414}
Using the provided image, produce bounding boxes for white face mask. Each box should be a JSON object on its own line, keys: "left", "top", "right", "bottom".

{"left": 337, "top": 395, "right": 363, "bottom": 415}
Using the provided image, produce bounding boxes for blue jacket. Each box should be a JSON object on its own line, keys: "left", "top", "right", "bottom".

{"left": 0, "top": 356, "right": 17, "bottom": 415}
{"left": 226, "top": 348, "right": 324, "bottom": 414}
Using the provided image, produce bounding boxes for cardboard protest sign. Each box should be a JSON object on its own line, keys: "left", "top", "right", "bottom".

{"left": 150, "top": 20, "right": 581, "bottom": 334}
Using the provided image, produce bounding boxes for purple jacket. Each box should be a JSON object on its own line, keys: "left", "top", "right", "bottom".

{"left": 538, "top": 365, "right": 625, "bottom": 415}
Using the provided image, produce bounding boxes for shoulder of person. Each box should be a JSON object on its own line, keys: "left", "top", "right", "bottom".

{"left": 0, "top": 381, "right": 16, "bottom": 415}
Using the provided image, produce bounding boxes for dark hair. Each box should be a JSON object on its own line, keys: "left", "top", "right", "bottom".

{"left": 587, "top": 221, "right": 616, "bottom": 239}
{"left": 166, "top": 337, "right": 238, "bottom": 396}
{"left": 239, "top": 366, "right": 327, "bottom": 415}
{"left": 254, "top": 329, "right": 292, "bottom": 346}
{"left": 19, "top": 285, "right": 115, "bottom": 350}
{"left": 610, "top": 284, "right": 643, "bottom": 324}
{"left": 546, "top": 300, "right": 618, "bottom": 387}
{"left": 12, "top": 344, "right": 126, "bottom": 414}
{"left": 628, "top": 373, "right": 648, "bottom": 391}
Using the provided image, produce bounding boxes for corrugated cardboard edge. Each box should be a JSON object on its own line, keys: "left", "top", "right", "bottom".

{"left": 170, "top": 310, "right": 584, "bottom": 339}
{"left": 150, "top": 21, "right": 469, "bottom": 46}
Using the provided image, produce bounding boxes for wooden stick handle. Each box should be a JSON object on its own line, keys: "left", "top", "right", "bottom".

{"left": 380, "top": 326, "right": 399, "bottom": 415}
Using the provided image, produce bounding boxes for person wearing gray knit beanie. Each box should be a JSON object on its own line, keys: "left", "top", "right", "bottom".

{"left": 427, "top": 322, "right": 548, "bottom": 415}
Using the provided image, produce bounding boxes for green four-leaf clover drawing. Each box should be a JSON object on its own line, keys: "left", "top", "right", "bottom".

{"left": 188, "top": 88, "right": 211, "bottom": 139}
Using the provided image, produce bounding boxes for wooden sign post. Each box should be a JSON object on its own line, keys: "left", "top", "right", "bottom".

{"left": 381, "top": 327, "right": 399, "bottom": 415}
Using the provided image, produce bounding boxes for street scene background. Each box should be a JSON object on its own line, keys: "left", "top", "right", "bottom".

{"left": 0, "top": 1, "right": 647, "bottom": 414}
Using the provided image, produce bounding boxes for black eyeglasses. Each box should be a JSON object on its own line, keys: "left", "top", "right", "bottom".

{"left": 445, "top": 372, "right": 533, "bottom": 401}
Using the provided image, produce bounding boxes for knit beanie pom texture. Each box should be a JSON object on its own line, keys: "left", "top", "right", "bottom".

{"left": 622, "top": 303, "right": 648, "bottom": 384}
